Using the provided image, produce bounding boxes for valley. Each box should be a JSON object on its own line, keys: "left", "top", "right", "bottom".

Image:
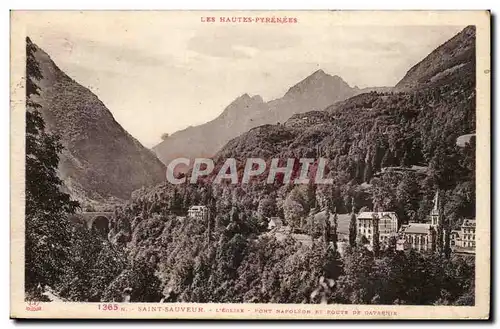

{"left": 25, "top": 26, "right": 477, "bottom": 306}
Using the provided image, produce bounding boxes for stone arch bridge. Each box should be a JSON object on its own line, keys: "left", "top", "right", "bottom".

{"left": 69, "top": 212, "right": 114, "bottom": 238}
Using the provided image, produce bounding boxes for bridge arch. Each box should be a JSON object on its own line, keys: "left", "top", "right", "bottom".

{"left": 90, "top": 215, "right": 110, "bottom": 238}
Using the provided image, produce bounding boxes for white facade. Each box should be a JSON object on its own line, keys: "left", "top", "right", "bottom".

{"left": 452, "top": 219, "right": 476, "bottom": 249}
{"left": 356, "top": 212, "right": 399, "bottom": 246}
{"left": 399, "top": 223, "right": 435, "bottom": 251}
{"left": 188, "top": 205, "right": 209, "bottom": 221}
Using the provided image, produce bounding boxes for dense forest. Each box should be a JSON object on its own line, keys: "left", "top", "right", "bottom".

{"left": 25, "top": 27, "right": 476, "bottom": 306}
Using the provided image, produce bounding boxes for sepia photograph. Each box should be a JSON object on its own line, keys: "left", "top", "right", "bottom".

{"left": 10, "top": 10, "right": 490, "bottom": 319}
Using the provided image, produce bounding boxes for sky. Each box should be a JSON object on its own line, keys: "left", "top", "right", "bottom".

{"left": 23, "top": 11, "right": 464, "bottom": 147}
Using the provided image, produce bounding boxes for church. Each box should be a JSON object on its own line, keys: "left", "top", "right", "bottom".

{"left": 396, "top": 192, "right": 440, "bottom": 252}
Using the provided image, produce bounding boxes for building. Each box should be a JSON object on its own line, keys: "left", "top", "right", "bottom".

{"left": 429, "top": 191, "right": 441, "bottom": 227}
{"left": 399, "top": 223, "right": 436, "bottom": 251}
{"left": 453, "top": 219, "right": 476, "bottom": 250}
{"left": 450, "top": 230, "right": 460, "bottom": 247}
{"left": 397, "top": 191, "right": 440, "bottom": 252}
{"left": 395, "top": 191, "right": 476, "bottom": 254}
{"left": 268, "top": 217, "right": 284, "bottom": 230}
{"left": 187, "top": 205, "right": 209, "bottom": 221}
{"left": 356, "top": 211, "right": 399, "bottom": 246}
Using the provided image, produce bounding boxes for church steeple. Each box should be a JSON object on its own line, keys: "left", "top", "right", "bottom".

{"left": 431, "top": 190, "right": 440, "bottom": 227}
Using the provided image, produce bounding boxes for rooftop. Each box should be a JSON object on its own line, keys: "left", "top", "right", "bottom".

{"left": 401, "top": 223, "right": 432, "bottom": 234}
{"left": 462, "top": 219, "right": 476, "bottom": 226}
{"left": 189, "top": 205, "right": 207, "bottom": 210}
{"left": 269, "top": 217, "right": 283, "bottom": 224}
{"left": 357, "top": 212, "right": 398, "bottom": 221}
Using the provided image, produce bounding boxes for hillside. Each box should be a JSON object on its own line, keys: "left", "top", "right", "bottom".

{"left": 30, "top": 41, "right": 166, "bottom": 206}
{"left": 104, "top": 25, "right": 477, "bottom": 305}
{"left": 114, "top": 25, "right": 476, "bottom": 249}
{"left": 152, "top": 69, "right": 390, "bottom": 167}
{"left": 396, "top": 26, "right": 475, "bottom": 89}
{"left": 121, "top": 26, "right": 476, "bottom": 232}
{"left": 53, "top": 25, "right": 478, "bottom": 306}
{"left": 208, "top": 26, "right": 475, "bottom": 215}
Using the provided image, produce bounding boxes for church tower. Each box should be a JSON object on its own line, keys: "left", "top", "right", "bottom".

{"left": 430, "top": 190, "right": 440, "bottom": 227}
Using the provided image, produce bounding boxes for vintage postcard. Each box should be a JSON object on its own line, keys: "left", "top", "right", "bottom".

{"left": 10, "top": 10, "right": 490, "bottom": 319}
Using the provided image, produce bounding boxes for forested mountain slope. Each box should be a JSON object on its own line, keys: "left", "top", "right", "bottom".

{"left": 31, "top": 42, "right": 166, "bottom": 206}
{"left": 396, "top": 25, "right": 475, "bottom": 89}
{"left": 113, "top": 25, "right": 475, "bottom": 244}
{"left": 71, "top": 26, "right": 476, "bottom": 305}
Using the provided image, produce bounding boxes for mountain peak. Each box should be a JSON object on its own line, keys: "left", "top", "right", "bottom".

{"left": 231, "top": 93, "right": 263, "bottom": 105}
{"left": 309, "top": 69, "right": 344, "bottom": 81}
{"left": 311, "top": 69, "right": 327, "bottom": 76}
{"left": 219, "top": 93, "right": 264, "bottom": 118}
{"left": 284, "top": 69, "right": 351, "bottom": 99}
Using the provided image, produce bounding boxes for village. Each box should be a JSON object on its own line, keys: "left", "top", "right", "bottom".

{"left": 183, "top": 191, "right": 476, "bottom": 257}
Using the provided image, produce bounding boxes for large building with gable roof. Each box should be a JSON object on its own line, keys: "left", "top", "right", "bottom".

{"left": 397, "top": 191, "right": 441, "bottom": 251}
{"left": 356, "top": 211, "right": 399, "bottom": 247}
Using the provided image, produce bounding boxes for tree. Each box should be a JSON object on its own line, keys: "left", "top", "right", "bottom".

{"left": 257, "top": 196, "right": 277, "bottom": 219}
{"left": 334, "top": 246, "right": 375, "bottom": 304}
{"left": 348, "top": 198, "right": 357, "bottom": 247}
{"left": 323, "top": 206, "right": 331, "bottom": 244}
{"left": 230, "top": 205, "right": 239, "bottom": 223}
{"left": 331, "top": 208, "right": 338, "bottom": 254}
{"left": 364, "top": 161, "right": 373, "bottom": 182}
{"left": 395, "top": 172, "right": 420, "bottom": 221}
{"left": 25, "top": 37, "right": 79, "bottom": 299}
{"left": 58, "top": 226, "right": 125, "bottom": 302}
{"left": 169, "top": 188, "right": 183, "bottom": 215}
{"left": 207, "top": 192, "right": 216, "bottom": 243}
{"left": 387, "top": 236, "right": 397, "bottom": 252}
{"left": 102, "top": 257, "right": 163, "bottom": 302}
{"left": 283, "top": 188, "right": 307, "bottom": 228}
{"left": 372, "top": 213, "right": 380, "bottom": 257}
{"left": 435, "top": 191, "right": 444, "bottom": 254}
